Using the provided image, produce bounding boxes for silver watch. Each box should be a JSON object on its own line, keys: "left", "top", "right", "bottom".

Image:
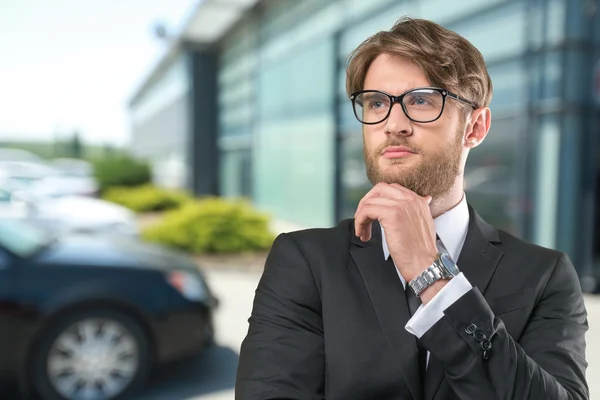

{"left": 409, "top": 252, "right": 459, "bottom": 297}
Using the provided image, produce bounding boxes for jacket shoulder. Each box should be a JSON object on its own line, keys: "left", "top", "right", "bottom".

{"left": 497, "top": 228, "right": 563, "bottom": 260}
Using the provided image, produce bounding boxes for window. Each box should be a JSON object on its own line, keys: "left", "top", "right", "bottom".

{"left": 0, "top": 188, "right": 11, "bottom": 203}
{"left": 465, "top": 116, "right": 524, "bottom": 235}
{"left": 0, "top": 220, "right": 52, "bottom": 258}
{"left": 487, "top": 60, "right": 527, "bottom": 112}
{"left": 258, "top": 38, "right": 335, "bottom": 120}
{"left": 419, "top": 0, "right": 509, "bottom": 25}
{"left": 450, "top": 1, "right": 526, "bottom": 62}
{"left": 220, "top": 149, "right": 253, "bottom": 199}
{"left": 253, "top": 114, "right": 336, "bottom": 228}
{"left": 339, "top": 1, "right": 415, "bottom": 59}
{"left": 254, "top": 38, "right": 336, "bottom": 227}
{"left": 339, "top": 132, "right": 371, "bottom": 220}
{"left": 131, "top": 55, "right": 189, "bottom": 126}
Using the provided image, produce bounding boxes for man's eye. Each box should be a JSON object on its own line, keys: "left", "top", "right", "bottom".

{"left": 407, "top": 95, "right": 435, "bottom": 107}
{"left": 367, "top": 99, "right": 387, "bottom": 109}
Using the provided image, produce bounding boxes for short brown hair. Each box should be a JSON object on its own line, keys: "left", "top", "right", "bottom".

{"left": 346, "top": 17, "right": 493, "bottom": 108}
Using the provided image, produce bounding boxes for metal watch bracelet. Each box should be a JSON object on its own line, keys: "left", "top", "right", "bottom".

{"left": 409, "top": 261, "right": 444, "bottom": 297}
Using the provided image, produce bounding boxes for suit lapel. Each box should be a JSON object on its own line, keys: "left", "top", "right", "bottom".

{"left": 424, "top": 204, "right": 504, "bottom": 400}
{"left": 349, "top": 221, "right": 424, "bottom": 400}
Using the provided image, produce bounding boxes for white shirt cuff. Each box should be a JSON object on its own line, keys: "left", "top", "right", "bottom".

{"left": 405, "top": 272, "right": 472, "bottom": 338}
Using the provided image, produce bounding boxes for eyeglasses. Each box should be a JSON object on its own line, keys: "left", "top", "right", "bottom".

{"left": 350, "top": 87, "right": 477, "bottom": 125}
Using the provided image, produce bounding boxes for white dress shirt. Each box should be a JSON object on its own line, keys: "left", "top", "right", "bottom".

{"left": 381, "top": 194, "right": 472, "bottom": 339}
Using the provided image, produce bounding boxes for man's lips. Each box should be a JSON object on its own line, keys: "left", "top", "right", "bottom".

{"left": 382, "top": 146, "right": 416, "bottom": 159}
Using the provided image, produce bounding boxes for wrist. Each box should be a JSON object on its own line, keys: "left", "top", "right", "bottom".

{"left": 407, "top": 252, "right": 438, "bottom": 281}
{"left": 408, "top": 252, "right": 459, "bottom": 298}
{"left": 419, "top": 278, "right": 450, "bottom": 305}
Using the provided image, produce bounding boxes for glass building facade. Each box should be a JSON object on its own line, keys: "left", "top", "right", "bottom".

{"left": 130, "top": 0, "right": 600, "bottom": 289}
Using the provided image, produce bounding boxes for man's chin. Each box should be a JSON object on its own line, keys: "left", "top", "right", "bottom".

{"left": 368, "top": 172, "right": 413, "bottom": 186}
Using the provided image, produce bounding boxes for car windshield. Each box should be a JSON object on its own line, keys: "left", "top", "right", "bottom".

{"left": 0, "top": 219, "right": 53, "bottom": 258}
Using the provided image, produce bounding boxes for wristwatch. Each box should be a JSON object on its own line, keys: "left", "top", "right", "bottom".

{"left": 409, "top": 252, "right": 460, "bottom": 297}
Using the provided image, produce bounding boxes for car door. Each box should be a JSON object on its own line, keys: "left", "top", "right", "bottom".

{"left": 0, "top": 187, "right": 28, "bottom": 220}
{"left": 0, "top": 247, "right": 15, "bottom": 375}
{"left": 0, "top": 188, "right": 15, "bottom": 219}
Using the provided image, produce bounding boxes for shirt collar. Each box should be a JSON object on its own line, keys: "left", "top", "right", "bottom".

{"left": 382, "top": 193, "right": 469, "bottom": 263}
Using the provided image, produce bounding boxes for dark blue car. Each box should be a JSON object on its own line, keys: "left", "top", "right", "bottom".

{"left": 0, "top": 220, "right": 218, "bottom": 400}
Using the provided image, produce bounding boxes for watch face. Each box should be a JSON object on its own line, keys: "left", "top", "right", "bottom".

{"left": 440, "top": 253, "right": 460, "bottom": 276}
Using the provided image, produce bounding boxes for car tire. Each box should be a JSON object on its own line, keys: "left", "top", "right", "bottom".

{"left": 31, "top": 309, "right": 151, "bottom": 400}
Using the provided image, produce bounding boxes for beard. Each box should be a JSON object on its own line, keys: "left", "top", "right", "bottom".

{"left": 364, "top": 130, "right": 464, "bottom": 199}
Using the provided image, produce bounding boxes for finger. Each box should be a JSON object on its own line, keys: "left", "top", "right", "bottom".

{"left": 354, "top": 204, "right": 383, "bottom": 241}
{"left": 374, "top": 183, "right": 411, "bottom": 200}
{"left": 357, "top": 183, "right": 406, "bottom": 214}
{"left": 390, "top": 183, "right": 431, "bottom": 203}
{"left": 355, "top": 186, "right": 409, "bottom": 237}
{"left": 355, "top": 203, "right": 396, "bottom": 241}
{"left": 356, "top": 185, "right": 386, "bottom": 214}
{"left": 363, "top": 196, "right": 401, "bottom": 208}
{"left": 354, "top": 216, "right": 373, "bottom": 242}
{"left": 354, "top": 207, "right": 371, "bottom": 240}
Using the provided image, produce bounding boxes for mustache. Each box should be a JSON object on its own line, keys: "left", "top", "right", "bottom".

{"left": 374, "top": 139, "right": 421, "bottom": 155}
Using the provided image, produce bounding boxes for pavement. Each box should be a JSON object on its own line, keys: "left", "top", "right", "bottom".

{"left": 585, "top": 295, "right": 600, "bottom": 398}
{"left": 133, "top": 269, "right": 259, "bottom": 400}
{"left": 131, "top": 269, "right": 600, "bottom": 400}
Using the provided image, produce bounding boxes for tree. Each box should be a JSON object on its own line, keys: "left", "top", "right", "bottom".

{"left": 68, "top": 131, "right": 83, "bottom": 158}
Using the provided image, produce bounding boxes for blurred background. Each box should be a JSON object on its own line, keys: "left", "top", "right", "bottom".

{"left": 1, "top": 0, "right": 599, "bottom": 399}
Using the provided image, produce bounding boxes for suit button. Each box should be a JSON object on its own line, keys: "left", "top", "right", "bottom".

{"left": 474, "top": 330, "right": 486, "bottom": 342}
{"left": 481, "top": 339, "right": 492, "bottom": 351}
{"left": 465, "top": 323, "right": 477, "bottom": 334}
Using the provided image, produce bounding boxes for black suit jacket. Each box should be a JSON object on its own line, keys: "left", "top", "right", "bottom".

{"left": 236, "top": 205, "right": 589, "bottom": 400}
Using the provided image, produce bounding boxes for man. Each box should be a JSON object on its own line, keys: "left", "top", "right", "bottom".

{"left": 236, "top": 17, "right": 588, "bottom": 400}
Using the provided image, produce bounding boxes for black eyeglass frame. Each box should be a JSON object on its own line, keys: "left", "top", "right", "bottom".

{"left": 349, "top": 87, "right": 478, "bottom": 125}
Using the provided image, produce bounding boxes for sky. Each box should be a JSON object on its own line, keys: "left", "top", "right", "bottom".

{"left": 0, "top": 0, "right": 198, "bottom": 146}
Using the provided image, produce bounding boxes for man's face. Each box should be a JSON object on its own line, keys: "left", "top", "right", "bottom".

{"left": 361, "top": 54, "right": 466, "bottom": 199}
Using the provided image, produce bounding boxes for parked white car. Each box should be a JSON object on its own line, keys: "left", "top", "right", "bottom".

{"left": 0, "top": 185, "right": 139, "bottom": 237}
{"left": 0, "top": 147, "right": 47, "bottom": 162}
{"left": 0, "top": 160, "right": 98, "bottom": 197}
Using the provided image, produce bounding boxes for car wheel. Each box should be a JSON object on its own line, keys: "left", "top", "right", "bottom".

{"left": 31, "top": 309, "right": 151, "bottom": 400}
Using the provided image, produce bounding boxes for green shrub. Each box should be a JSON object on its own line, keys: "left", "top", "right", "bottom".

{"left": 103, "top": 185, "right": 192, "bottom": 213}
{"left": 142, "top": 197, "right": 275, "bottom": 254}
{"left": 92, "top": 154, "right": 151, "bottom": 193}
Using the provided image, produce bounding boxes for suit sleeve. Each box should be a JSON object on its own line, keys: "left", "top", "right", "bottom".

{"left": 419, "top": 252, "right": 589, "bottom": 400}
{"left": 235, "top": 233, "right": 325, "bottom": 400}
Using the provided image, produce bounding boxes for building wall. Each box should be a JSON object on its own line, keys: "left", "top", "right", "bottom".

{"left": 130, "top": 54, "right": 191, "bottom": 189}
{"left": 214, "top": 0, "right": 600, "bottom": 278}
{"left": 214, "top": 0, "right": 537, "bottom": 231}
{"left": 217, "top": 13, "right": 259, "bottom": 200}
{"left": 130, "top": 0, "right": 600, "bottom": 282}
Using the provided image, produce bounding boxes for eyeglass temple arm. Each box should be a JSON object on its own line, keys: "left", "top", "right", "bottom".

{"left": 446, "top": 92, "right": 477, "bottom": 109}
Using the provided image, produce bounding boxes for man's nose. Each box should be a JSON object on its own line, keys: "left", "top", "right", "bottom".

{"left": 384, "top": 103, "right": 412, "bottom": 136}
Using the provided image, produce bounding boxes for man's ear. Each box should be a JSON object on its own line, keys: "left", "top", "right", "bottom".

{"left": 464, "top": 107, "right": 491, "bottom": 149}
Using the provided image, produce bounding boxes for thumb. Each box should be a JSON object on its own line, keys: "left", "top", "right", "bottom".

{"left": 426, "top": 195, "right": 432, "bottom": 205}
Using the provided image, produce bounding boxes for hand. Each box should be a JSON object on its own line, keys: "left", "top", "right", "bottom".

{"left": 354, "top": 183, "right": 438, "bottom": 282}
